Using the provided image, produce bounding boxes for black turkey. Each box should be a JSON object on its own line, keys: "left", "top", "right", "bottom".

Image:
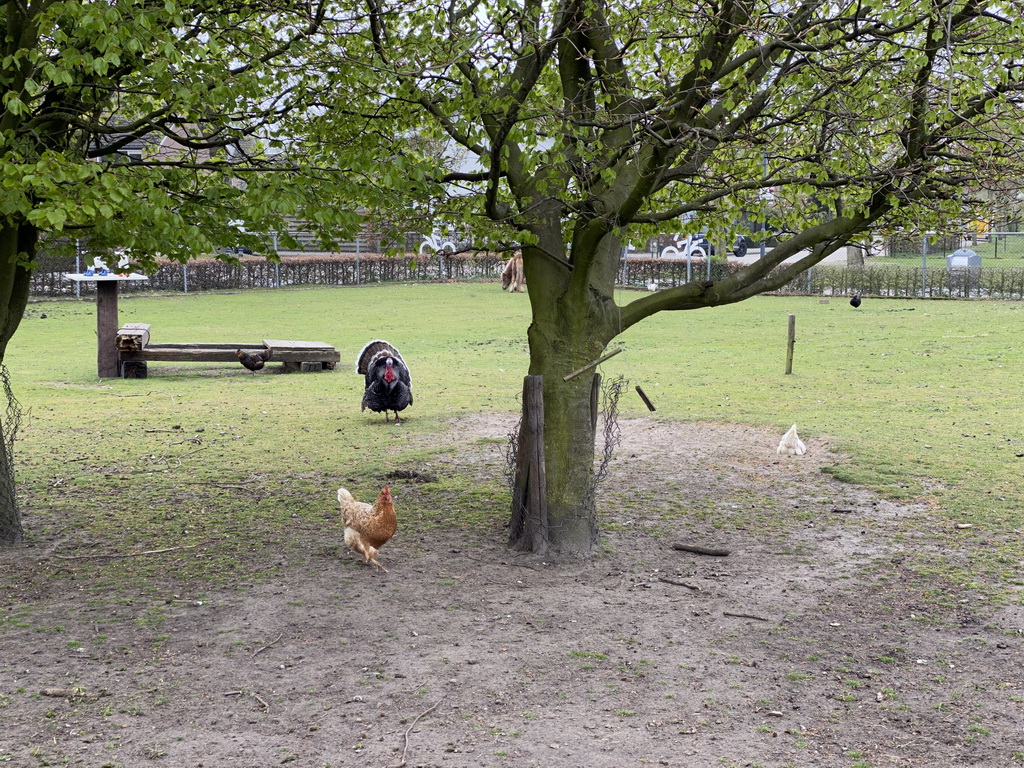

{"left": 356, "top": 340, "right": 413, "bottom": 423}
{"left": 850, "top": 293, "right": 862, "bottom": 308}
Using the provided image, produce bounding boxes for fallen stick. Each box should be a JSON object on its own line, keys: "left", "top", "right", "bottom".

{"left": 389, "top": 697, "right": 446, "bottom": 768}
{"left": 106, "top": 390, "right": 177, "bottom": 399}
{"left": 723, "top": 612, "right": 771, "bottom": 622}
{"left": 672, "top": 543, "right": 731, "bottom": 557}
{"left": 166, "top": 437, "right": 203, "bottom": 446}
{"left": 183, "top": 482, "right": 254, "bottom": 490}
{"left": 53, "top": 544, "right": 199, "bottom": 561}
{"left": 657, "top": 577, "right": 700, "bottom": 590}
{"left": 251, "top": 692, "right": 270, "bottom": 711}
{"left": 252, "top": 632, "right": 284, "bottom": 659}
{"left": 41, "top": 688, "right": 85, "bottom": 698}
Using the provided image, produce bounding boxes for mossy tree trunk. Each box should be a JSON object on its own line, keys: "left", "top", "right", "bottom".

{"left": 0, "top": 224, "right": 35, "bottom": 546}
{"left": 510, "top": 230, "right": 624, "bottom": 555}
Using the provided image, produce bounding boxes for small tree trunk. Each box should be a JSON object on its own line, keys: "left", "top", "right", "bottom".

{"left": 0, "top": 225, "right": 34, "bottom": 546}
{"left": 0, "top": 429, "right": 22, "bottom": 546}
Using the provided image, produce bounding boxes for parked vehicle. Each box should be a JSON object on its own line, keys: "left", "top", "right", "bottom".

{"left": 657, "top": 234, "right": 750, "bottom": 259}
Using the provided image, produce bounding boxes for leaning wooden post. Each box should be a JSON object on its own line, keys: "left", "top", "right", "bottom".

{"left": 785, "top": 314, "right": 796, "bottom": 374}
{"left": 510, "top": 375, "right": 547, "bottom": 552}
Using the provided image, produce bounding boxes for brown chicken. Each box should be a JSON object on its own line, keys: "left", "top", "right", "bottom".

{"left": 236, "top": 347, "right": 272, "bottom": 374}
{"left": 336, "top": 485, "right": 397, "bottom": 572}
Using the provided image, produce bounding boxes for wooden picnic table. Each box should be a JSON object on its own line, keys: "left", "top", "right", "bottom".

{"left": 64, "top": 273, "right": 150, "bottom": 378}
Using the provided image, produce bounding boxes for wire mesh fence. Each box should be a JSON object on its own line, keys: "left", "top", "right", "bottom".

{"left": 0, "top": 365, "right": 24, "bottom": 546}
{"left": 879, "top": 231, "right": 1024, "bottom": 267}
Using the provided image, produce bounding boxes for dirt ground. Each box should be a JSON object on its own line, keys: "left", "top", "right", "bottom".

{"left": 2, "top": 416, "right": 1022, "bottom": 768}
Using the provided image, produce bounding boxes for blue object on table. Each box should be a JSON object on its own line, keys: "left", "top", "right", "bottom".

{"left": 83, "top": 267, "right": 95, "bottom": 276}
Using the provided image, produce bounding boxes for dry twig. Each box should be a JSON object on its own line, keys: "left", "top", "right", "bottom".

{"left": 106, "top": 390, "right": 177, "bottom": 399}
{"left": 252, "top": 633, "right": 284, "bottom": 659}
{"left": 388, "top": 697, "right": 445, "bottom": 768}
{"left": 723, "top": 611, "right": 771, "bottom": 622}
{"left": 658, "top": 577, "right": 700, "bottom": 590}
{"left": 53, "top": 544, "right": 199, "bottom": 561}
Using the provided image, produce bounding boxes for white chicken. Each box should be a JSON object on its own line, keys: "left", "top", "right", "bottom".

{"left": 777, "top": 424, "right": 806, "bottom": 456}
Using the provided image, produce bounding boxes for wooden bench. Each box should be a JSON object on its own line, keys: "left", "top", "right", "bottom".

{"left": 117, "top": 326, "right": 341, "bottom": 378}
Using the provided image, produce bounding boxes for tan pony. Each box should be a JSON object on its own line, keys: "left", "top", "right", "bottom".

{"left": 500, "top": 252, "right": 526, "bottom": 292}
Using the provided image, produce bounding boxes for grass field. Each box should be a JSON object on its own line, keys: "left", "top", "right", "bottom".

{"left": 6, "top": 284, "right": 1024, "bottom": 599}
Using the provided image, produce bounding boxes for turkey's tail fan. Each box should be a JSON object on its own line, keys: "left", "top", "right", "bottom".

{"left": 356, "top": 339, "right": 407, "bottom": 374}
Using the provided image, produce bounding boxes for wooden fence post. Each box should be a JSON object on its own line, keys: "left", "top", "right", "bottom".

{"left": 785, "top": 314, "right": 796, "bottom": 374}
{"left": 96, "top": 281, "right": 119, "bottom": 378}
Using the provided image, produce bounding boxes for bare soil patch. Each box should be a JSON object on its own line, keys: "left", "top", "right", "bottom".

{"left": 2, "top": 417, "right": 1021, "bottom": 768}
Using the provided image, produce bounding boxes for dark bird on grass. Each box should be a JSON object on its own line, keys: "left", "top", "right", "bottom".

{"left": 236, "top": 347, "right": 272, "bottom": 374}
{"left": 356, "top": 340, "right": 413, "bottom": 423}
{"left": 850, "top": 293, "right": 862, "bottom": 308}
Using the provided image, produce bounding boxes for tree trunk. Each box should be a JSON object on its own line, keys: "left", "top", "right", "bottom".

{"left": 510, "top": 235, "right": 620, "bottom": 555}
{"left": 0, "top": 223, "right": 36, "bottom": 546}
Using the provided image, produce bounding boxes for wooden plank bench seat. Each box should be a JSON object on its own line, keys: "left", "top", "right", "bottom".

{"left": 118, "top": 338, "right": 341, "bottom": 377}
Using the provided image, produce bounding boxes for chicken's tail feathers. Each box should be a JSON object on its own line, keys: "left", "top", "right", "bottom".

{"left": 355, "top": 339, "right": 408, "bottom": 375}
{"left": 777, "top": 423, "right": 807, "bottom": 456}
{"left": 262, "top": 346, "right": 273, "bottom": 361}
{"left": 337, "top": 487, "right": 355, "bottom": 506}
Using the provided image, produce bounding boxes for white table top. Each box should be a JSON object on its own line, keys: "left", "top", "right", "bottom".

{"left": 63, "top": 273, "right": 150, "bottom": 282}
